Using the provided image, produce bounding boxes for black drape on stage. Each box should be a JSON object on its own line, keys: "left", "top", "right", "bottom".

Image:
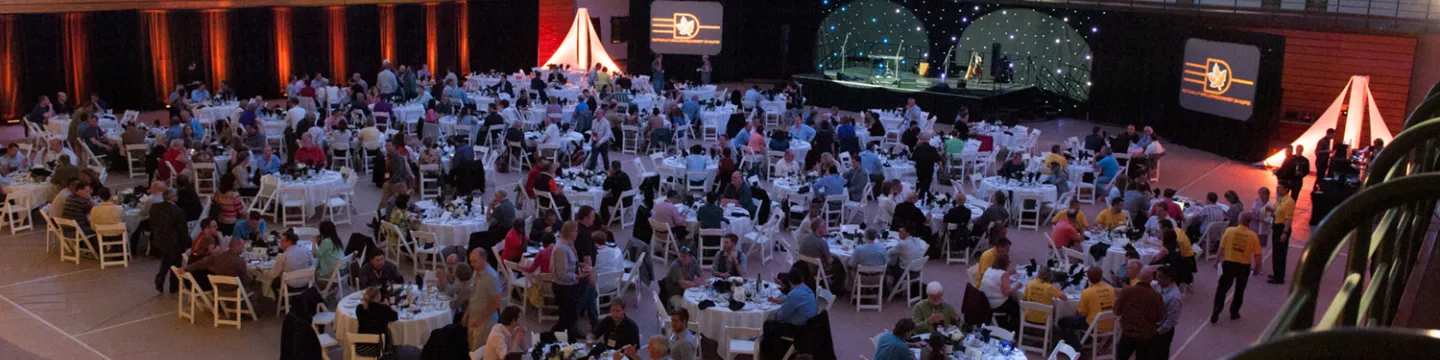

{"left": 348, "top": 5, "right": 382, "bottom": 84}
{"left": 291, "top": 7, "right": 328, "bottom": 82}
{"left": 89, "top": 11, "right": 152, "bottom": 115}
{"left": 231, "top": 7, "right": 280, "bottom": 99}
{"left": 15, "top": 14, "right": 65, "bottom": 114}
{"left": 1087, "top": 14, "right": 1284, "bottom": 162}
{"left": 627, "top": 0, "right": 825, "bottom": 84}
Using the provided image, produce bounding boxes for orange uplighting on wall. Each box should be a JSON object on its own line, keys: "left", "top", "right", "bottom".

{"left": 327, "top": 6, "right": 346, "bottom": 81}
{"left": 379, "top": 4, "right": 395, "bottom": 63}
{"left": 62, "top": 12, "right": 88, "bottom": 101}
{"left": 0, "top": 15, "right": 17, "bottom": 119}
{"left": 274, "top": 7, "right": 292, "bottom": 95}
{"left": 425, "top": 2, "right": 437, "bottom": 75}
{"left": 203, "top": 10, "right": 229, "bottom": 89}
{"left": 141, "top": 10, "right": 172, "bottom": 104}
{"left": 537, "top": 0, "right": 575, "bottom": 65}
{"left": 457, "top": 0, "right": 468, "bottom": 74}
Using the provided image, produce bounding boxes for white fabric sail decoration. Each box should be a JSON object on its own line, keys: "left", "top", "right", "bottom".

{"left": 542, "top": 8, "right": 624, "bottom": 74}
{"left": 1262, "top": 75, "right": 1394, "bottom": 167}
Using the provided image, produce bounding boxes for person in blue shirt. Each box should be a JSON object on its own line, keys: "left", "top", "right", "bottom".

{"left": 684, "top": 145, "right": 710, "bottom": 183}
{"left": 443, "top": 79, "right": 468, "bottom": 105}
{"left": 732, "top": 122, "right": 752, "bottom": 150}
{"left": 681, "top": 95, "right": 700, "bottom": 123}
{"left": 188, "top": 116, "right": 204, "bottom": 141}
{"left": 873, "top": 319, "right": 918, "bottom": 360}
{"left": 255, "top": 146, "right": 283, "bottom": 174}
{"left": 1095, "top": 147, "right": 1120, "bottom": 185}
{"left": 165, "top": 115, "right": 185, "bottom": 140}
{"left": 789, "top": 116, "right": 815, "bottom": 143}
{"left": 744, "top": 85, "right": 763, "bottom": 105}
{"left": 815, "top": 168, "right": 846, "bottom": 196}
{"left": 190, "top": 84, "right": 211, "bottom": 103}
{"left": 231, "top": 211, "right": 267, "bottom": 243}
{"left": 769, "top": 271, "right": 817, "bottom": 325}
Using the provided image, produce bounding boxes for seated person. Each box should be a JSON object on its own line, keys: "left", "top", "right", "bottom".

{"left": 874, "top": 319, "right": 919, "bottom": 360}
{"left": 231, "top": 211, "right": 267, "bottom": 243}
{"left": 849, "top": 229, "right": 889, "bottom": 268}
{"left": 996, "top": 152, "right": 1026, "bottom": 179}
{"left": 1022, "top": 270, "right": 1066, "bottom": 326}
{"left": 659, "top": 248, "right": 704, "bottom": 310}
{"left": 357, "top": 251, "right": 405, "bottom": 288}
{"left": 355, "top": 287, "right": 400, "bottom": 353}
{"left": 1095, "top": 197, "right": 1128, "bottom": 230}
{"left": 1050, "top": 209, "right": 1084, "bottom": 250}
{"left": 594, "top": 301, "right": 641, "bottom": 352}
{"left": 760, "top": 271, "right": 818, "bottom": 358}
{"left": 696, "top": 193, "right": 725, "bottom": 230}
{"left": 911, "top": 282, "right": 960, "bottom": 334}
{"left": 261, "top": 231, "right": 314, "bottom": 294}
{"left": 1058, "top": 268, "right": 1115, "bottom": 348}
{"left": 178, "top": 238, "right": 252, "bottom": 291}
{"left": 1050, "top": 200, "right": 1089, "bottom": 228}
{"left": 980, "top": 253, "right": 1022, "bottom": 330}
{"left": 712, "top": 234, "right": 746, "bottom": 278}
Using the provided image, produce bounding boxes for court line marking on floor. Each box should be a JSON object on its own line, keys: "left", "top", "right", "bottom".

{"left": 73, "top": 311, "right": 177, "bottom": 337}
{"left": 0, "top": 268, "right": 99, "bottom": 289}
{"left": 0, "top": 293, "right": 113, "bottom": 360}
{"left": 1176, "top": 160, "right": 1230, "bottom": 193}
{"left": 1172, "top": 250, "right": 1275, "bottom": 358}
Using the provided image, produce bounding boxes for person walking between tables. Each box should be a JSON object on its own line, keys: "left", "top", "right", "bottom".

{"left": 1212, "top": 212, "right": 1263, "bottom": 324}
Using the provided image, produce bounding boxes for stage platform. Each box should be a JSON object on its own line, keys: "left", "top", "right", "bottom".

{"left": 793, "top": 72, "right": 1040, "bottom": 125}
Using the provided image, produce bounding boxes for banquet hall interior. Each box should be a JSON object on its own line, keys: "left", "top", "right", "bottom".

{"left": 2, "top": 0, "right": 1440, "bottom": 359}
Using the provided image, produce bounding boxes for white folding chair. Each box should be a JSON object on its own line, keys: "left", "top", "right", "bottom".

{"left": 172, "top": 267, "right": 213, "bottom": 324}
{"left": 501, "top": 260, "right": 532, "bottom": 316}
{"left": 209, "top": 275, "right": 258, "bottom": 328}
{"left": 852, "top": 264, "right": 885, "bottom": 312}
{"left": 125, "top": 144, "right": 148, "bottom": 178}
{"left": 94, "top": 223, "right": 130, "bottom": 268}
{"left": 1080, "top": 311, "right": 1118, "bottom": 360}
{"left": 54, "top": 218, "right": 97, "bottom": 264}
{"left": 697, "top": 228, "right": 725, "bottom": 268}
{"left": 419, "top": 164, "right": 442, "bottom": 200}
{"left": 723, "top": 326, "right": 762, "bottom": 360}
{"left": 4, "top": 196, "right": 32, "bottom": 234}
{"left": 276, "top": 268, "right": 316, "bottom": 316}
{"left": 409, "top": 230, "right": 442, "bottom": 274}
{"left": 1019, "top": 300, "right": 1055, "bottom": 355}
{"left": 887, "top": 256, "right": 928, "bottom": 306}
{"left": 279, "top": 187, "right": 308, "bottom": 227}
{"left": 324, "top": 188, "right": 351, "bottom": 225}
{"left": 345, "top": 333, "right": 386, "bottom": 360}
{"left": 1049, "top": 340, "right": 1080, "bottom": 360}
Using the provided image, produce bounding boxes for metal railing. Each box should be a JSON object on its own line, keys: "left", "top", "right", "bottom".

{"left": 984, "top": 0, "right": 1440, "bottom": 33}
{"left": 1228, "top": 80, "right": 1440, "bottom": 357}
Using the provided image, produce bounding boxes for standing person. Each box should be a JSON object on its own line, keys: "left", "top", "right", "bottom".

{"left": 549, "top": 221, "right": 591, "bottom": 337}
{"left": 1113, "top": 272, "right": 1165, "bottom": 360}
{"left": 697, "top": 55, "right": 713, "bottom": 85}
{"left": 1273, "top": 145, "right": 1309, "bottom": 201}
{"left": 1153, "top": 266, "right": 1183, "bottom": 360}
{"left": 378, "top": 141, "right": 412, "bottom": 212}
{"left": 1268, "top": 183, "right": 1296, "bottom": 284}
{"left": 465, "top": 248, "right": 503, "bottom": 350}
{"left": 150, "top": 189, "right": 188, "bottom": 293}
{"left": 651, "top": 54, "right": 665, "bottom": 93}
{"left": 587, "top": 112, "right": 613, "bottom": 170}
{"left": 911, "top": 133, "right": 941, "bottom": 198}
{"left": 1212, "top": 212, "right": 1263, "bottom": 324}
{"left": 1314, "top": 129, "right": 1335, "bottom": 181}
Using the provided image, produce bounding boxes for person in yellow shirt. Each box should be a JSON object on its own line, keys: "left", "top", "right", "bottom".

{"left": 973, "top": 237, "right": 1012, "bottom": 285}
{"left": 1022, "top": 270, "right": 1066, "bottom": 324}
{"left": 1161, "top": 219, "right": 1196, "bottom": 290}
{"left": 1049, "top": 200, "right": 1089, "bottom": 229}
{"left": 1095, "top": 197, "right": 1127, "bottom": 229}
{"left": 1268, "top": 183, "right": 1296, "bottom": 284}
{"left": 1213, "top": 212, "right": 1262, "bottom": 324}
{"left": 1042, "top": 145, "right": 1068, "bottom": 175}
{"left": 1058, "top": 268, "right": 1114, "bottom": 347}
{"left": 89, "top": 190, "right": 126, "bottom": 226}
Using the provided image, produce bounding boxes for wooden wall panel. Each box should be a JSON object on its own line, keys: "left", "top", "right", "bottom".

{"left": 1252, "top": 28, "right": 1417, "bottom": 140}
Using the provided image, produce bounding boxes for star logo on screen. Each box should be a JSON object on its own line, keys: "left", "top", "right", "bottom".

{"left": 1207, "top": 63, "right": 1228, "bottom": 91}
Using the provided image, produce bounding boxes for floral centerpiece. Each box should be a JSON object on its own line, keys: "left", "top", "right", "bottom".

{"left": 531, "top": 342, "right": 589, "bottom": 360}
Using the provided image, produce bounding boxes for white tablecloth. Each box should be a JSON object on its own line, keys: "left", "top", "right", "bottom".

{"left": 422, "top": 217, "right": 487, "bottom": 248}
{"left": 788, "top": 140, "right": 812, "bottom": 163}
{"left": 545, "top": 87, "right": 581, "bottom": 102}
{"left": 1082, "top": 232, "right": 1163, "bottom": 277}
{"left": 630, "top": 94, "right": 659, "bottom": 111}
{"left": 684, "top": 204, "right": 753, "bottom": 239}
{"left": 334, "top": 287, "right": 453, "bottom": 348}
{"left": 978, "top": 176, "right": 1058, "bottom": 207}
{"left": 271, "top": 170, "right": 346, "bottom": 210}
{"left": 698, "top": 107, "right": 735, "bottom": 129}
{"left": 682, "top": 85, "right": 718, "bottom": 101}
{"left": 661, "top": 156, "right": 718, "bottom": 181}
{"left": 557, "top": 180, "right": 605, "bottom": 211}
{"left": 1011, "top": 268, "right": 1085, "bottom": 318}
{"left": 769, "top": 178, "right": 810, "bottom": 206}
{"left": 199, "top": 105, "right": 239, "bottom": 122}
{"left": 680, "top": 281, "right": 783, "bottom": 339}
{"left": 1, "top": 174, "right": 53, "bottom": 210}
{"left": 881, "top": 160, "right": 917, "bottom": 183}
{"left": 379, "top": 104, "right": 426, "bottom": 125}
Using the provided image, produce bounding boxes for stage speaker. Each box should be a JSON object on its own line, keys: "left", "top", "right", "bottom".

{"left": 990, "top": 43, "right": 1002, "bottom": 77}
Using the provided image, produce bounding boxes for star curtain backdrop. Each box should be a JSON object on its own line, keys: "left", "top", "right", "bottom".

{"left": 813, "top": 0, "right": 929, "bottom": 79}
{"left": 0, "top": 2, "right": 538, "bottom": 118}
{"left": 954, "top": 8, "right": 1091, "bottom": 101}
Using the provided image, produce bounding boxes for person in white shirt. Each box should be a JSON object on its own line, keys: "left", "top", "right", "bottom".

{"left": 262, "top": 231, "right": 315, "bottom": 292}
{"left": 586, "top": 115, "right": 612, "bottom": 170}
{"left": 482, "top": 306, "right": 529, "bottom": 360}
{"left": 377, "top": 60, "right": 399, "bottom": 97}
{"left": 284, "top": 98, "right": 307, "bottom": 128}
{"left": 886, "top": 225, "right": 927, "bottom": 282}
{"left": 40, "top": 137, "right": 77, "bottom": 168}
{"left": 541, "top": 117, "right": 567, "bottom": 154}
{"left": 773, "top": 150, "right": 800, "bottom": 179}
{"left": 499, "top": 99, "right": 520, "bottom": 124}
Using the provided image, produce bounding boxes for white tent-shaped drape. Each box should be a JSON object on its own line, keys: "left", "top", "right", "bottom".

{"left": 542, "top": 8, "right": 624, "bottom": 74}
{"left": 1262, "top": 75, "right": 1394, "bottom": 168}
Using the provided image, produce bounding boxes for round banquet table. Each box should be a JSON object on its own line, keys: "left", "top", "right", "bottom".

{"left": 683, "top": 203, "right": 754, "bottom": 239}
{"left": 769, "top": 177, "right": 810, "bottom": 205}
{"left": 1011, "top": 268, "right": 1085, "bottom": 319}
{"left": 881, "top": 159, "right": 918, "bottom": 183}
{"left": 524, "top": 131, "right": 586, "bottom": 154}
{"left": 334, "top": 286, "right": 453, "bottom": 348}
{"left": 978, "top": 176, "right": 1058, "bottom": 208}
{"left": 1082, "top": 232, "right": 1163, "bottom": 276}
{"left": 828, "top": 236, "right": 899, "bottom": 264}
{"left": 199, "top": 105, "right": 239, "bottom": 121}
{"left": 788, "top": 140, "right": 813, "bottom": 163}
{"left": 1, "top": 173, "right": 54, "bottom": 210}
{"left": 680, "top": 280, "right": 784, "bottom": 339}
{"left": 699, "top": 108, "right": 735, "bottom": 129}
{"left": 270, "top": 170, "right": 346, "bottom": 210}
{"left": 380, "top": 104, "right": 426, "bottom": 125}
{"left": 630, "top": 94, "right": 659, "bottom": 111}
{"left": 556, "top": 178, "right": 605, "bottom": 211}
{"left": 421, "top": 216, "right": 487, "bottom": 248}
{"left": 682, "top": 86, "right": 718, "bottom": 101}
{"left": 545, "top": 87, "right": 581, "bottom": 102}
{"left": 661, "top": 156, "right": 718, "bottom": 182}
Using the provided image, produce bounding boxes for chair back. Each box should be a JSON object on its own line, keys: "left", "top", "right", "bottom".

{"left": 345, "top": 333, "right": 386, "bottom": 360}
